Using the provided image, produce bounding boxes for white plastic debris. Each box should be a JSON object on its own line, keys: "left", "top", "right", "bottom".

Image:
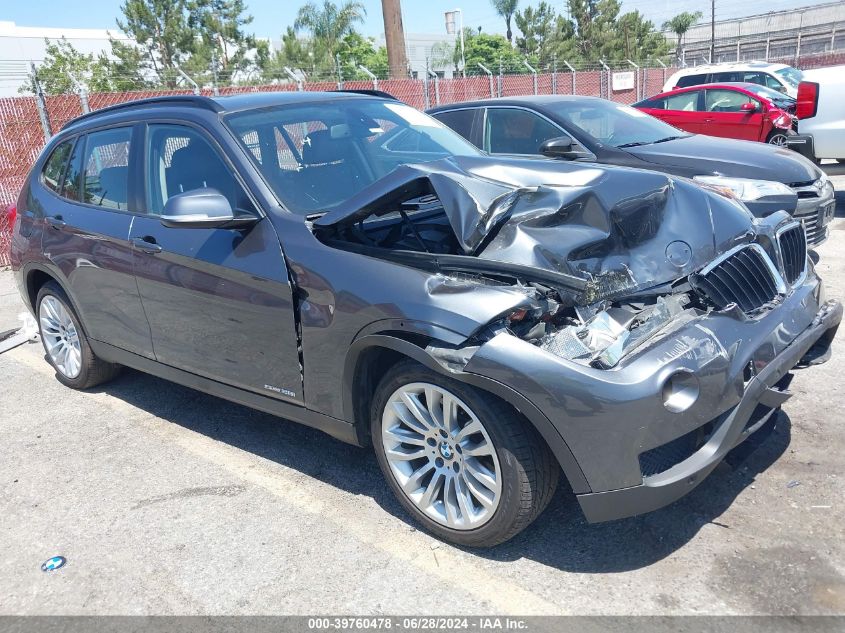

{"left": 0, "top": 312, "right": 39, "bottom": 354}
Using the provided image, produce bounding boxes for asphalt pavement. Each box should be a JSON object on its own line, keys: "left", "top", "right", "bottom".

{"left": 0, "top": 165, "right": 844, "bottom": 616}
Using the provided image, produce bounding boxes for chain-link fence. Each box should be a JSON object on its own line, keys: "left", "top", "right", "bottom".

{"left": 0, "top": 49, "right": 841, "bottom": 267}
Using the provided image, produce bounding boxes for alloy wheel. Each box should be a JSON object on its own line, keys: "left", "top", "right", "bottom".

{"left": 768, "top": 133, "right": 789, "bottom": 146}
{"left": 39, "top": 295, "right": 82, "bottom": 379}
{"left": 381, "top": 382, "right": 502, "bottom": 530}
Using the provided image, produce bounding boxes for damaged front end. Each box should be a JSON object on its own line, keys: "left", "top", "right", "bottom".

{"left": 312, "top": 154, "right": 778, "bottom": 371}
{"left": 313, "top": 154, "right": 841, "bottom": 522}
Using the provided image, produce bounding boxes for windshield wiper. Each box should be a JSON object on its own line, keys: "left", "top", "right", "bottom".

{"left": 615, "top": 140, "right": 651, "bottom": 148}
{"left": 618, "top": 135, "right": 685, "bottom": 148}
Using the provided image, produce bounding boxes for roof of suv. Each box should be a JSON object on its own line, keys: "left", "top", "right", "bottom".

{"left": 669, "top": 61, "right": 789, "bottom": 76}
{"left": 427, "top": 94, "right": 605, "bottom": 113}
{"left": 61, "top": 90, "right": 379, "bottom": 131}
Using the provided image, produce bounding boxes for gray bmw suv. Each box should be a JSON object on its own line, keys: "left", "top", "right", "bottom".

{"left": 10, "top": 92, "right": 841, "bottom": 546}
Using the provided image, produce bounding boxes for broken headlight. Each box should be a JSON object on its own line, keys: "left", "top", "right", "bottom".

{"left": 540, "top": 294, "right": 690, "bottom": 369}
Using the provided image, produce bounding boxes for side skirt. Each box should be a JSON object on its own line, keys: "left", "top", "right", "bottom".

{"left": 88, "top": 339, "right": 359, "bottom": 446}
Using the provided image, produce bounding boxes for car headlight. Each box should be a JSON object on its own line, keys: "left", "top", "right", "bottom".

{"left": 818, "top": 172, "right": 834, "bottom": 198}
{"left": 693, "top": 176, "right": 794, "bottom": 202}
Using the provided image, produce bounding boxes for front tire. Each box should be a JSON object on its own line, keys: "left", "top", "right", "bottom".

{"left": 371, "top": 360, "right": 558, "bottom": 547}
{"left": 766, "top": 129, "right": 794, "bottom": 147}
{"left": 36, "top": 281, "right": 120, "bottom": 389}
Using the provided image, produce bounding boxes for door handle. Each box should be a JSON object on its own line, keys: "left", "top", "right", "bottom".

{"left": 131, "top": 236, "right": 163, "bottom": 254}
{"left": 47, "top": 215, "right": 66, "bottom": 230}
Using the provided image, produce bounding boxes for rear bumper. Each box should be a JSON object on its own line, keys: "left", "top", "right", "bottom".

{"left": 576, "top": 298, "right": 841, "bottom": 523}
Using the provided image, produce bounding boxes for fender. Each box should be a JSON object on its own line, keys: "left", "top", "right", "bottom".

{"left": 20, "top": 261, "right": 91, "bottom": 334}
{"left": 343, "top": 333, "right": 590, "bottom": 494}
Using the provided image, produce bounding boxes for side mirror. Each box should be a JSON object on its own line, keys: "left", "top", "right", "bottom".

{"left": 160, "top": 188, "right": 256, "bottom": 229}
{"left": 740, "top": 102, "right": 758, "bottom": 112}
{"left": 540, "top": 136, "right": 579, "bottom": 160}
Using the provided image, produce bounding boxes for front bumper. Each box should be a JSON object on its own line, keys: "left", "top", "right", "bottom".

{"left": 794, "top": 186, "right": 835, "bottom": 246}
{"left": 465, "top": 274, "right": 841, "bottom": 523}
{"left": 577, "top": 297, "right": 841, "bottom": 522}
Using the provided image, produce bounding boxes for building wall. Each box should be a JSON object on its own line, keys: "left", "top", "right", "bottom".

{"left": 376, "top": 32, "right": 457, "bottom": 79}
{"left": 0, "top": 21, "right": 133, "bottom": 97}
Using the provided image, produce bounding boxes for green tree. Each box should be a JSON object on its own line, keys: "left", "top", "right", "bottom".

{"left": 257, "top": 27, "right": 315, "bottom": 81}
{"left": 663, "top": 11, "right": 702, "bottom": 63}
{"left": 433, "top": 30, "right": 525, "bottom": 74}
{"left": 294, "top": 1, "right": 366, "bottom": 70}
{"left": 90, "top": 38, "right": 152, "bottom": 92}
{"left": 567, "top": 0, "right": 622, "bottom": 61}
{"left": 490, "top": 0, "right": 519, "bottom": 44}
{"left": 545, "top": 16, "right": 581, "bottom": 66}
{"left": 514, "top": 2, "right": 556, "bottom": 60}
{"left": 188, "top": 0, "right": 257, "bottom": 85}
{"left": 336, "top": 32, "right": 388, "bottom": 79}
{"left": 22, "top": 38, "right": 94, "bottom": 95}
{"left": 116, "top": 0, "right": 197, "bottom": 87}
{"left": 616, "top": 11, "right": 669, "bottom": 62}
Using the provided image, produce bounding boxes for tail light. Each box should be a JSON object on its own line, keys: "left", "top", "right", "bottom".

{"left": 796, "top": 81, "right": 819, "bottom": 119}
{"left": 5, "top": 204, "right": 16, "bottom": 228}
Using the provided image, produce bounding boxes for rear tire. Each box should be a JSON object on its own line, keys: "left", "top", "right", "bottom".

{"left": 36, "top": 281, "right": 120, "bottom": 389}
{"left": 371, "top": 359, "right": 559, "bottom": 547}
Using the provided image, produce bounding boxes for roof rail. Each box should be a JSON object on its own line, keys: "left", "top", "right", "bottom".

{"left": 333, "top": 89, "right": 399, "bottom": 101}
{"left": 62, "top": 95, "right": 223, "bottom": 130}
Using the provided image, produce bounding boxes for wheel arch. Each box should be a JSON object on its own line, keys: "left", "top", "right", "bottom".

{"left": 23, "top": 264, "right": 89, "bottom": 337}
{"left": 343, "top": 333, "right": 590, "bottom": 493}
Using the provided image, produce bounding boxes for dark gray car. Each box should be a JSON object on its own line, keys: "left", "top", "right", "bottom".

{"left": 10, "top": 93, "right": 841, "bottom": 547}
{"left": 427, "top": 95, "right": 835, "bottom": 245}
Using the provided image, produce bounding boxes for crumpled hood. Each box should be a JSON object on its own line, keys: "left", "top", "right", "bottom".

{"left": 315, "top": 155, "right": 760, "bottom": 299}
{"left": 626, "top": 134, "right": 822, "bottom": 183}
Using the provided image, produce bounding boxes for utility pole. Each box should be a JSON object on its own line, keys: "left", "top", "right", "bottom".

{"left": 710, "top": 0, "right": 715, "bottom": 63}
{"left": 382, "top": 0, "right": 409, "bottom": 79}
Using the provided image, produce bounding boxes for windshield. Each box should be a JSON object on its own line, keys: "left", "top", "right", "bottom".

{"left": 775, "top": 66, "right": 803, "bottom": 88}
{"left": 739, "top": 83, "right": 796, "bottom": 108}
{"left": 544, "top": 100, "right": 690, "bottom": 149}
{"left": 224, "top": 99, "right": 481, "bottom": 215}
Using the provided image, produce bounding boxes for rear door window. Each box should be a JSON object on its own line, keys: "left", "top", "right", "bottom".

{"left": 81, "top": 128, "right": 132, "bottom": 210}
{"left": 665, "top": 91, "right": 700, "bottom": 111}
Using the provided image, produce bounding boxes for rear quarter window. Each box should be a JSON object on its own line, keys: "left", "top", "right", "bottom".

{"left": 431, "top": 109, "right": 476, "bottom": 142}
{"left": 634, "top": 98, "right": 664, "bottom": 109}
{"left": 40, "top": 141, "right": 73, "bottom": 194}
{"left": 676, "top": 74, "right": 706, "bottom": 88}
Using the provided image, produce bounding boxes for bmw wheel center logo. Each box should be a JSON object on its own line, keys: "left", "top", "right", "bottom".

{"left": 41, "top": 556, "right": 66, "bottom": 572}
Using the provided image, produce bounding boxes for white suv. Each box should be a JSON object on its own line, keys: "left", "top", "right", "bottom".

{"left": 663, "top": 62, "right": 803, "bottom": 98}
{"left": 791, "top": 65, "right": 845, "bottom": 163}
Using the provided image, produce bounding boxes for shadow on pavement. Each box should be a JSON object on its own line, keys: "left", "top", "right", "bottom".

{"left": 85, "top": 364, "right": 791, "bottom": 573}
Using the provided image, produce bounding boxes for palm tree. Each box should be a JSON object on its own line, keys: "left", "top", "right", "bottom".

{"left": 663, "top": 11, "right": 703, "bottom": 64}
{"left": 490, "top": 0, "right": 519, "bottom": 45}
{"left": 294, "top": 1, "right": 366, "bottom": 64}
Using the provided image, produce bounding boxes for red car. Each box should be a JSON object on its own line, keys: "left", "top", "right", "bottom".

{"left": 633, "top": 82, "right": 797, "bottom": 146}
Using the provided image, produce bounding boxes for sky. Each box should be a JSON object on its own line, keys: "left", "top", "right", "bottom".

{"left": 1, "top": 0, "right": 837, "bottom": 40}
